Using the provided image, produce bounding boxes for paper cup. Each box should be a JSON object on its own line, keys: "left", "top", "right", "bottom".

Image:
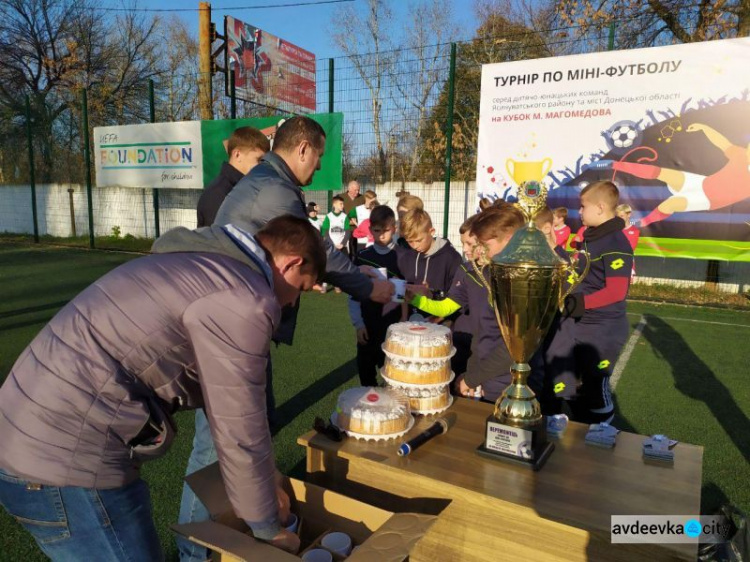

{"left": 390, "top": 279, "right": 406, "bottom": 302}
{"left": 284, "top": 513, "right": 298, "bottom": 534}
{"left": 321, "top": 532, "right": 353, "bottom": 557}
{"left": 301, "top": 549, "right": 332, "bottom": 562}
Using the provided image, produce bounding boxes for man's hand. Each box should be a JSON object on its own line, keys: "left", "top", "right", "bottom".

{"left": 269, "top": 529, "right": 300, "bottom": 554}
{"left": 356, "top": 327, "right": 369, "bottom": 345}
{"left": 359, "top": 265, "right": 376, "bottom": 277}
{"left": 404, "top": 283, "right": 429, "bottom": 302}
{"left": 276, "top": 485, "right": 291, "bottom": 527}
{"left": 369, "top": 279, "right": 394, "bottom": 303}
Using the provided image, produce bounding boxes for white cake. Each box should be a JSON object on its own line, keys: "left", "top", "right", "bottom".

{"left": 399, "top": 385, "right": 451, "bottom": 413}
{"left": 382, "top": 356, "right": 452, "bottom": 385}
{"left": 335, "top": 387, "right": 411, "bottom": 435}
{"left": 383, "top": 322, "right": 453, "bottom": 358}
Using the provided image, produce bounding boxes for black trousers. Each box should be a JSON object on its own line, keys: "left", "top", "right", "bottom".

{"left": 543, "top": 315, "right": 629, "bottom": 423}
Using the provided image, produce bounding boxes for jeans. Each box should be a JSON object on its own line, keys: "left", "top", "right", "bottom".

{"left": 0, "top": 469, "right": 163, "bottom": 562}
{"left": 176, "top": 408, "right": 218, "bottom": 562}
{"left": 177, "top": 355, "right": 275, "bottom": 562}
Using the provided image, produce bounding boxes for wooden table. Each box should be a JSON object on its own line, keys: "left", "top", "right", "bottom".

{"left": 298, "top": 398, "right": 703, "bottom": 561}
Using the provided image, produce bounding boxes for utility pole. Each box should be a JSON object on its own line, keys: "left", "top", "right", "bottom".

{"left": 198, "top": 2, "right": 213, "bottom": 120}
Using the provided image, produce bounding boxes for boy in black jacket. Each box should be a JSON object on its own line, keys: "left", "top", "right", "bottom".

{"left": 348, "top": 206, "right": 406, "bottom": 386}
{"left": 547, "top": 180, "right": 634, "bottom": 423}
{"left": 396, "top": 208, "right": 462, "bottom": 319}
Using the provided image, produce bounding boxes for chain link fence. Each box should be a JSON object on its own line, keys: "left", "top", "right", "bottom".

{"left": 1, "top": 17, "right": 748, "bottom": 291}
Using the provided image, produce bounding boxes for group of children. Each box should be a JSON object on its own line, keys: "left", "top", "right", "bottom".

{"left": 310, "top": 181, "right": 635, "bottom": 424}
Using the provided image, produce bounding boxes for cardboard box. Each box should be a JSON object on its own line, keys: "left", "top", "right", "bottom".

{"left": 172, "top": 462, "right": 437, "bottom": 561}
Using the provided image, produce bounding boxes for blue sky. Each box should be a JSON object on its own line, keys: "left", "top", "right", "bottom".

{"left": 99, "top": 0, "right": 479, "bottom": 60}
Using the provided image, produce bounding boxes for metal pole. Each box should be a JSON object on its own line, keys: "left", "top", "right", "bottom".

{"left": 198, "top": 2, "right": 213, "bottom": 120}
{"left": 608, "top": 22, "right": 616, "bottom": 51}
{"left": 25, "top": 95, "right": 40, "bottom": 243}
{"left": 149, "top": 79, "right": 160, "bottom": 238}
{"left": 328, "top": 57, "right": 334, "bottom": 210}
{"left": 68, "top": 187, "right": 77, "bottom": 237}
{"left": 82, "top": 89, "right": 95, "bottom": 249}
{"left": 230, "top": 67, "right": 236, "bottom": 119}
{"left": 442, "top": 43, "right": 457, "bottom": 239}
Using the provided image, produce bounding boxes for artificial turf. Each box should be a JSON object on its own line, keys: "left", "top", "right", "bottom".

{"left": 0, "top": 243, "right": 747, "bottom": 560}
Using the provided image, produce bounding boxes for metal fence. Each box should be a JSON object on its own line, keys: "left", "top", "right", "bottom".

{"left": 1, "top": 15, "right": 748, "bottom": 291}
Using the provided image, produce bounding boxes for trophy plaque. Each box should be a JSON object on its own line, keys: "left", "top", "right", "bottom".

{"left": 475, "top": 181, "right": 587, "bottom": 470}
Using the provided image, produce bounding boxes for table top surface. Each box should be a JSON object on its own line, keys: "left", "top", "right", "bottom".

{"left": 298, "top": 397, "right": 703, "bottom": 536}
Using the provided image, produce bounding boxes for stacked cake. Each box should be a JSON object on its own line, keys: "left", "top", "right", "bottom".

{"left": 381, "top": 322, "right": 454, "bottom": 415}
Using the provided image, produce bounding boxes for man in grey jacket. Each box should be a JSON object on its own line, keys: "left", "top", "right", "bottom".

{"left": 178, "top": 115, "right": 396, "bottom": 562}
{"left": 215, "top": 116, "right": 394, "bottom": 323}
{"left": 0, "top": 215, "right": 324, "bottom": 561}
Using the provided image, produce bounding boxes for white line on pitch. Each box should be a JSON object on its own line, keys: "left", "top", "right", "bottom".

{"left": 626, "top": 312, "right": 750, "bottom": 329}
{"left": 612, "top": 315, "right": 647, "bottom": 390}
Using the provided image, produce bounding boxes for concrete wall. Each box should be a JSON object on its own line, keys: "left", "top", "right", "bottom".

{"left": 2, "top": 182, "right": 747, "bottom": 293}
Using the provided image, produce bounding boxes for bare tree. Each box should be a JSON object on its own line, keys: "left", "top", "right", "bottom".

{"left": 331, "top": 0, "right": 396, "bottom": 182}
{"left": 0, "top": 0, "right": 162, "bottom": 182}
{"left": 155, "top": 16, "right": 200, "bottom": 122}
{"left": 417, "top": 0, "right": 552, "bottom": 180}
{"left": 390, "top": 0, "right": 459, "bottom": 180}
{"left": 554, "top": 0, "right": 749, "bottom": 50}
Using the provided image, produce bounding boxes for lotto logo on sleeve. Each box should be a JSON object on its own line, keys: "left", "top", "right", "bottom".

{"left": 611, "top": 515, "right": 731, "bottom": 544}
{"left": 610, "top": 258, "right": 625, "bottom": 270}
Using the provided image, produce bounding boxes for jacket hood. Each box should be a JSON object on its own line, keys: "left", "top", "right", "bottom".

{"left": 412, "top": 238, "right": 458, "bottom": 287}
{"left": 151, "top": 224, "right": 273, "bottom": 287}
{"left": 426, "top": 237, "right": 450, "bottom": 256}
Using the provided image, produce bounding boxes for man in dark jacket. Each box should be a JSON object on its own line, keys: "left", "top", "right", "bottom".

{"left": 215, "top": 116, "right": 394, "bottom": 336}
{"left": 197, "top": 126, "right": 270, "bottom": 227}
{"left": 0, "top": 216, "right": 324, "bottom": 561}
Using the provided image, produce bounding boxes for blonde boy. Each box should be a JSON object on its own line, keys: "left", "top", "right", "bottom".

{"left": 397, "top": 208, "right": 462, "bottom": 316}
{"left": 547, "top": 181, "right": 633, "bottom": 424}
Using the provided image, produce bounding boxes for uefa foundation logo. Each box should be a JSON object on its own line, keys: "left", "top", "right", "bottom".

{"left": 611, "top": 515, "right": 731, "bottom": 544}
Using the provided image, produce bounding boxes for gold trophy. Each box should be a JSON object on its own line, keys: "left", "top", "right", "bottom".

{"left": 475, "top": 181, "right": 588, "bottom": 470}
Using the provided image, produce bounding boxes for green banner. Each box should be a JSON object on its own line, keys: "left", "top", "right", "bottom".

{"left": 636, "top": 237, "right": 750, "bottom": 262}
{"left": 200, "top": 113, "right": 342, "bottom": 191}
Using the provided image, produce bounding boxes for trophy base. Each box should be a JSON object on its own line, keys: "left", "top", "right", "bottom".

{"left": 476, "top": 415, "right": 554, "bottom": 471}
{"left": 476, "top": 441, "right": 554, "bottom": 471}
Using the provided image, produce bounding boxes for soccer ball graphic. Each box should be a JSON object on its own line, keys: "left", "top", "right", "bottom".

{"left": 604, "top": 120, "right": 641, "bottom": 153}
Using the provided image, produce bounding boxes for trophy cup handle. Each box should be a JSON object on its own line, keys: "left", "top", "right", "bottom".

{"left": 541, "top": 158, "right": 552, "bottom": 177}
{"left": 506, "top": 159, "right": 515, "bottom": 180}
{"left": 559, "top": 250, "right": 591, "bottom": 311}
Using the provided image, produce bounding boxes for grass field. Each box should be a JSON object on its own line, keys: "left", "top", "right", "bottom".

{"left": 0, "top": 242, "right": 748, "bottom": 560}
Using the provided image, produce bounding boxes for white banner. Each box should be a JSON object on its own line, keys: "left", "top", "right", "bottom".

{"left": 94, "top": 121, "right": 203, "bottom": 189}
{"left": 476, "top": 37, "right": 750, "bottom": 198}
{"left": 475, "top": 38, "right": 750, "bottom": 260}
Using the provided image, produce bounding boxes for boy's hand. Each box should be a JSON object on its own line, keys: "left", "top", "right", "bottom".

{"left": 369, "top": 279, "right": 395, "bottom": 303}
{"left": 269, "top": 529, "right": 300, "bottom": 554}
{"left": 455, "top": 374, "right": 474, "bottom": 397}
{"left": 405, "top": 283, "right": 429, "bottom": 302}
{"left": 359, "top": 265, "right": 376, "bottom": 277}
{"left": 356, "top": 327, "right": 369, "bottom": 345}
{"left": 562, "top": 294, "right": 585, "bottom": 319}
